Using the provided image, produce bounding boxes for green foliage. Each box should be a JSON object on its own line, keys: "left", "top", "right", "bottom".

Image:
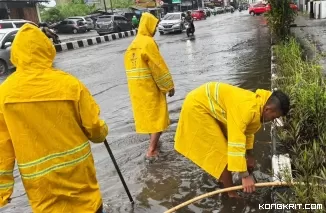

{"left": 109, "top": 0, "right": 134, "bottom": 8}
{"left": 41, "top": 7, "right": 64, "bottom": 23}
{"left": 40, "top": 0, "right": 135, "bottom": 23}
{"left": 266, "top": 0, "right": 297, "bottom": 41}
{"left": 40, "top": 2, "right": 97, "bottom": 23}
{"left": 274, "top": 38, "right": 326, "bottom": 211}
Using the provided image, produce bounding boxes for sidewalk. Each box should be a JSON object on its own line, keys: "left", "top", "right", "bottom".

{"left": 291, "top": 15, "right": 326, "bottom": 71}
{"left": 54, "top": 30, "right": 137, "bottom": 53}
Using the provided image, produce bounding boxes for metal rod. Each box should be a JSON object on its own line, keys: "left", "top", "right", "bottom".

{"left": 164, "top": 181, "right": 306, "bottom": 213}
{"left": 103, "top": 139, "right": 134, "bottom": 204}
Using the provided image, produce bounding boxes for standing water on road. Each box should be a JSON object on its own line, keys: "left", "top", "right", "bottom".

{"left": 1, "top": 12, "right": 272, "bottom": 213}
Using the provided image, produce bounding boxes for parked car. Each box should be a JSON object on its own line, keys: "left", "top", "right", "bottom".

{"left": 0, "top": 19, "right": 35, "bottom": 29}
{"left": 243, "top": 3, "right": 249, "bottom": 10}
{"left": 225, "top": 6, "right": 235, "bottom": 12}
{"left": 249, "top": 3, "right": 267, "bottom": 15}
{"left": 158, "top": 12, "right": 185, "bottom": 35}
{"left": 202, "top": 8, "right": 211, "bottom": 17}
{"left": 265, "top": 3, "right": 298, "bottom": 12}
{"left": 68, "top": 16, "right": 95, "bottom": 31}
{"left": 96, "top": 15, "right": 133, "bottom": 36}
{"left": 0, "top": 28, "right": 18, "bottom": 75}
{"left": 191, "top": 10, "right": 206, "bottom": 20}
{"left": 214, "top": 7, "right": 224, "bottom": 14}
{"left": 53, "top": 19, "right": 87, "bottom": 34}
{"left": 205, "top": 7, "right": 215, "bottom": 14}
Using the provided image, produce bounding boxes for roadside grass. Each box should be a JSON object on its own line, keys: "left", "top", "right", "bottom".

{"left": 273, "top": 37, "right": 326, "bottom": 211}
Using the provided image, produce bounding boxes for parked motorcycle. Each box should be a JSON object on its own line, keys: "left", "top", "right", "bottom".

{"left": 132, "top": 23, "right": 138, "bottom": 30}
{"left": 39, "top": 23, "right": 61, "bottom": 45}
{"left": 48, "top": 28, "right": 61, "bottom": 44}
{"left": 185, "top": 22, "right": 194, "bottom": 37}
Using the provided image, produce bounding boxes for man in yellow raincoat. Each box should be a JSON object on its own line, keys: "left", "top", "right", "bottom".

{"left": 124, "top": 12, "right": 175, "bottom": 159}
{"left": 175, "top": 82, "right": 290, "bottom": 197}
{"left": 0, "top": 24, "right": 108, "bottom": 213}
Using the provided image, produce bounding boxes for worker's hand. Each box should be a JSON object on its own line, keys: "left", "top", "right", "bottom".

{"left": 242, "top": 175, "right": 255, "bottom": 193}
{"left": 168, "top": 88, "right": 175, "bottom": 97}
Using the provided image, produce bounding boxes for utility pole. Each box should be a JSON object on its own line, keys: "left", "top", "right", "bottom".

{"left": 103, "top": 0, "right": 107, "bottom": 12}
{"left": 109, "top": 0, "right": 114, "bottom": 13}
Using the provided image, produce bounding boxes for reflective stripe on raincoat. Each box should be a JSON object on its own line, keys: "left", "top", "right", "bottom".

{"left": 124, "top": 12, "right": 174, "bottom": 133}
{"left": 0, "top": 24, "right": 108, "bottom": 212}
{"left": 174, "top": 82, "right": 271, "bottom": 179}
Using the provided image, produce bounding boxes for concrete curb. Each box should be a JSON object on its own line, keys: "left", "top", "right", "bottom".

{"left": 54, "top": 30, "right": 137, "bottom": 53}
{"left": 270, "top": 37, "right": 293, "bottom": 212}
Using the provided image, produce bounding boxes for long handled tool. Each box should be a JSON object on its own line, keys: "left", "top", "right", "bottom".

{"left": 164, "top": 181, "right": 297, "bottom": 213}
{"left": 104, "top": 139, "right": 134, "bottom": 204}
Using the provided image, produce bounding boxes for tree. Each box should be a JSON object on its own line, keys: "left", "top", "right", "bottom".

{"left": 111, "top": 0, "right": 134, "bottom": 8}
{"left": 41, "top": 7, "right": 64, "bottom": 23}
{"left": 40, "top": 1, "right": 97, "bottom": 23}
{"left": 266, "top": 0, "right": 296, "bottom": 42}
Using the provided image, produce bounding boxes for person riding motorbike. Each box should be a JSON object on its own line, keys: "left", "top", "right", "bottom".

{"left": 39, "top": 22, "right": 61, "bottom": 44}
{"left": 131, "top": 15, "right": 139, "bottom": 29}
{"left": 185, "top": 11, "right": 195, "bottom": 33}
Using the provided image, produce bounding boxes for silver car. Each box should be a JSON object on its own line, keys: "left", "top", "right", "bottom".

{"left": 96, "top": 15, "right": 133, "bottom": 36}
{"left": 0, "top": 19, "right": 34, "bottom": 29}
{"left": 0, "top": 28, "right": 18, "bottom": 75}
{"left": 158, "top": 12, "right": 185, "bottom": 35}
{"left": 68, "top": 16, "right": 95, "bottom": 31}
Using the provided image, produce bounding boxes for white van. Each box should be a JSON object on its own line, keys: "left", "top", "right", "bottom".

{"left": 0, "top": 19, "right": 34, "bottom": 29}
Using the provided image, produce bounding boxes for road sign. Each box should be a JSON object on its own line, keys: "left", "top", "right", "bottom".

{"left": 172, "top": 0, "right": 181, "bottom": 3}
{"left": 159, "top": 1, "right": 164, "bottom": 5}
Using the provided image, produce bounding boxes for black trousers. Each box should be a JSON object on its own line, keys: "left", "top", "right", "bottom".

{"left": 189, "top": 22, "right": 195, "bottom": 33}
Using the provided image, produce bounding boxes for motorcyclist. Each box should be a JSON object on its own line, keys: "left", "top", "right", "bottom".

{"left": 131, "top": 15, "right": 139, "bottom": 29}
{"left": 185, "top": 11, "right": 195, "bottom": 33}
{"left": 39, "top": 22, "right": 60, "bottom": 44}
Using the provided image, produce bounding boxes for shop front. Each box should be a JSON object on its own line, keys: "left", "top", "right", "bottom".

{"left": 0, "top": 0, "right": 47, "bottom": 23}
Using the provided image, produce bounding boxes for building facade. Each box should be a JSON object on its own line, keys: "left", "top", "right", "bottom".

{"left": 0, "top": 0, "right": 47, "bottom": 23}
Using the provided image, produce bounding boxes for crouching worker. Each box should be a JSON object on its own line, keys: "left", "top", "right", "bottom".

{"left": 124, "top": 12, "right": 175, "bottom": 160}
{"left": 174, "top": 82, "right": 290, "bottom": 197}
{"left": 0, "top": 24, "right": 108, "bottom": 213}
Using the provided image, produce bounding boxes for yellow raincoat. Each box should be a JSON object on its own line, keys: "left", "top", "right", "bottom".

{"left": 0, "top": 24, "right": 108, "bottom": 212}
{"left": 174, "top": 82, "right": 272, "bottom": 179}
{"left": 124, "top": 13, "right": 174, "bottom": 133}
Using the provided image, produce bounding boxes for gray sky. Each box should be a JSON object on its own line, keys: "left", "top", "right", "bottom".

{"left": 42, "top": 0, "right": 56, "bottom": 7}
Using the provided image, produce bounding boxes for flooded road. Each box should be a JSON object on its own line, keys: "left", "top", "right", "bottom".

{"left": 1, "top": 12, "right": 273, "bottom": 213}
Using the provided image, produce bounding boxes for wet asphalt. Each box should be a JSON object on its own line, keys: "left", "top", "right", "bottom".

{"left": 1, "top": 11, "right": 274, "bottom": 213}
{"left": 58, "top": 30, "right": 98, "bottom": 43}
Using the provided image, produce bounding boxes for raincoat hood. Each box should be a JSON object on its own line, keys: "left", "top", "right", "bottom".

{"left": 255, "top": 89, "right": 272, "bottom": 111}
{"left": 138, "top": 12, "right": 159, "bottom": 37}
{"left": 10, "top": 23, "right": 56, "bottom": 71}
